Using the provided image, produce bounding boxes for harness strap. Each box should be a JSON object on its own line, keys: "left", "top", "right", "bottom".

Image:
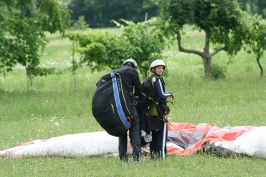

{"left": 111, "top": 72, "right": 131, "bottom": 129}
{"left": 140, "top": 92, "right": 169, "bottom": 123}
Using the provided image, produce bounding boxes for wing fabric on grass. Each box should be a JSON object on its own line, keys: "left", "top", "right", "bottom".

{"left": 167, "top": 123, "right": 266, "bottom": 158}
{"left": 0, "top": 131, "right": 131, "bottom": 158}
{"left": 1, "top": 123, "right": 266, "bottom": 158}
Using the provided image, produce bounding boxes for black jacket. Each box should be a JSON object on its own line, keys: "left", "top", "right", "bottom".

{"left": 113, "top": 65, "right": 142, "bottom": 98}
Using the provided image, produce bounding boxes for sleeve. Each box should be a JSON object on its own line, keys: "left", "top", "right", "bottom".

{"left": 154, "top": 78, "right": 172, "bottom": 99}
{"left": 132, "top": 69, "right": 142, "bottom": 96}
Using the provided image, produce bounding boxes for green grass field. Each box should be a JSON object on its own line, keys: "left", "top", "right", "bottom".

{"left": 1, "top": 27, "right": 266, "bottom": 176}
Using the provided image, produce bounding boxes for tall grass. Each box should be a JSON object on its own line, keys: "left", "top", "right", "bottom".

{"left": 1, "top": 27, "right": 266, "bottom": 176}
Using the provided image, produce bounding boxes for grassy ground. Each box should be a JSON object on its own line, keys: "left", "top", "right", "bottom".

{"left": 1, "top": 27, "right": 266, "bottom": 176}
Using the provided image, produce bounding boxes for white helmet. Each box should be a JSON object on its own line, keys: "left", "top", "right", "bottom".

{"left": 149, "top": 59, "right": 166, "bottom": 70}
{"left": 123, "top": 58, "right": 137, "bottom": 68}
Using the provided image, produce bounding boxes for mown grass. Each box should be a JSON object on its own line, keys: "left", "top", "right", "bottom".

{"left": 0, "top": 154, "right": 265, "bottom": 177}
{"left": 1, "top": 27, "right": 266, "bottom": 176}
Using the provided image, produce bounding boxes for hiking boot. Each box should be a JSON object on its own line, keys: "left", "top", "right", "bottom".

{"left": 150, "top": 152, "right": 161, "bottom": 161}
{"left": 150, "top": 154, "right": 155, "bottom": 161}
{"left": 120, "top": 154, "right": 128, "bottom": 163}
{"left": 133, "top": 155, "right": 140, "bottom": 163}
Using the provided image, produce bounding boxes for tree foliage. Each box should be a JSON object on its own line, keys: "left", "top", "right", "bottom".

{"left": 113, "top": 19, "right": 167, "bottom": 77}
{"left": 153, "top": 0, "right": 247, "bottom": 78}
{"left": 66, "top": 18, "right": 168, "bottom": 77}
{"left": 237, "top": 0, "right": 266, "bottom": 18}
{"left": 0, "top": 0, "right": 71, "bottom": 87}
{"left": 71, "top": 16, "right": 89, "bottom": 30}
{"left": 67, "top": 0, "right": 159, "bottom": 28}
{"left": 67, "top": 31, "right": 129, "bottom": 73}
{"left": 241, "top": 15, "right": 266, "bottom": 77}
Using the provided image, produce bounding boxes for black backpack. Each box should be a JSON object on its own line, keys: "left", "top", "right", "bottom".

{"left": 92, "top": 69, "right": 133, "bottom": 137}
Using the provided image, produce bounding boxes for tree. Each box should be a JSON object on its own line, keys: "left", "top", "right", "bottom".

{"left": 67, "top": 31, "right": 130, "bottom": 73}
{"left": 242, "top": 15, "right": 266, "bottom": 77}
{"left": 153, "top": 0, "right": 247, "bottom": 78}
{"left": 0, "top": 0, "right": 71, "bottom": 87}
{"left": 113, "top": 19, "right": 166, "bottom": 77}
{"left": 71, "top": 16, "right": 89, "bottom": 30}
{"left": 66, "top": 18, "right": 167, "bottom": 77}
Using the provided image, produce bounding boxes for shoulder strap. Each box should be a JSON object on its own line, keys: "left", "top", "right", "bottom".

{"left": 111, "top": 72, "right": 131, "bottom": 129}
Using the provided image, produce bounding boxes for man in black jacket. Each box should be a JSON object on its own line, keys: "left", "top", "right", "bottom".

{"left": 116, "top": 58, "right": 142, "bottom": 162}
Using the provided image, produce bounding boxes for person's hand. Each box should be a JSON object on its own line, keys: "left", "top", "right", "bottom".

{"left": 170, "top": 94, "right": 175, "bottom": 100}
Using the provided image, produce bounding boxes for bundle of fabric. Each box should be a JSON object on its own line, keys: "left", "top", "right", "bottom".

{"left": 167, "top": 123, "right": 266, "bottom": 158}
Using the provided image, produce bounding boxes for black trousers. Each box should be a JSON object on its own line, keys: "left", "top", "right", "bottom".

{"left": 150, "top": 122, "right": 168, "bottom": 159}
{"left": 118, "top": 105, "right": 141, "bottom": 158}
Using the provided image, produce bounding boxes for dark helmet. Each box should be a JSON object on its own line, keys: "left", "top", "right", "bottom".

{"left": 123, "top": 58, "right": 137, "bottom": 68}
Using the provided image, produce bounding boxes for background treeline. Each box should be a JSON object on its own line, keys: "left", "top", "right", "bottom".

{"left": 238, "top": 0, "right": 266, "bottom": 18}
{"left": 67, "top": 0, "right": 159, "bottom": 28}
{"left": 1, "top": 0, "right": 266, "bottom": 85}
{"left": 66, "top": 0, "right": 266, "bottom": 28}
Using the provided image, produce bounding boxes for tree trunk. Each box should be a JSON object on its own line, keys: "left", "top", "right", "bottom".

{"left": 176, "top": 30, "right": 224, "bottom": 78}
{"left": 203, "top": 31, "right": 212, "bottom": 78}
{"left": 203, "top": 55, "right": 212, "bottom": 78}
{"left": 256, "top": 57, "right": 264, "bottom": 77}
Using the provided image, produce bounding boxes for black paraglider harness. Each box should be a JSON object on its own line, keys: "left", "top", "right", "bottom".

{"left": 136, "top": 92, "right": 172, "bottom": 146}
{"left": 137, "top": 92, "right": 172, "bottom": 124}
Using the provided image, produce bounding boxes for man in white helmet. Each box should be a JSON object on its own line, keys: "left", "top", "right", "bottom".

{"left": 140, "top": 59, "right": 174, "bottom": 160}
{"left": 115, "top": 58, "right": 142, "bottom": 162}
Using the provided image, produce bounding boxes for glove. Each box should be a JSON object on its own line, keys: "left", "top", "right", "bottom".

{"left": 170, "top": 94, "right": 175, "bottom": 100}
